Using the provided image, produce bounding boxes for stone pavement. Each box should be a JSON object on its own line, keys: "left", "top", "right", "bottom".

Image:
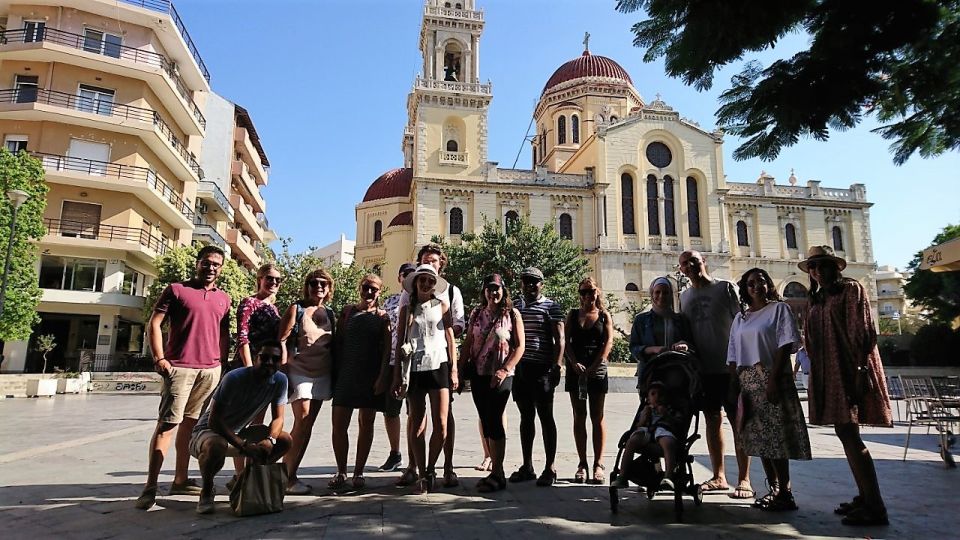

{"left": 0, "top": 392, "right": 955, "bottom": 539}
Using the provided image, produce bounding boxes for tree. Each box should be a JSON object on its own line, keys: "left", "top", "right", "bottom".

{"left": 904, "top": 224, "right": 960, "bottom": 326}
{"left": 35, "top": 334, "right": 56, "bottom": 374}
{"left": 142, "top": 242, "right": 254, "bottom": 334}
{"left": 269, "top": 238, "right": 374, "bottom": 316}
{"left": 0, "top": 149, "right": 48, "bottom": 341}
{"left": 434, "top": 216, "right": 590, "bottom": 312}
{"left": 615, "top": 0, "right": 960, "bottom": 164}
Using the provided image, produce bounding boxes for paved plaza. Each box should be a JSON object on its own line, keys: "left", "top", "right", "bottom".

{"left": 0, "top": 391, "right": 955, "bottom": 539}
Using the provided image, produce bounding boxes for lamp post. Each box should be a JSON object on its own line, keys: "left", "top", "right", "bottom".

{"left": 0, "top": 188, "right": 31, "bottom": 320}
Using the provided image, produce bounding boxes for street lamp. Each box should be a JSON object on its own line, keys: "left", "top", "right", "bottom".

{"left": 0, "top": 188, "right": 31, "bottom": 320}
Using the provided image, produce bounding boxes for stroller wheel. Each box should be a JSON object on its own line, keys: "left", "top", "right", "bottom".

{"left": 609, "top": 486, "right": 619, "bottom": 513}
{"left": 693, "top": 484, "right": 704, "bottom": 506}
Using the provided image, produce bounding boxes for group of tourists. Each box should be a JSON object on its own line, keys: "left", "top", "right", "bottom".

{"left": 132, "top": 242, "right": 892, "bottom": 527}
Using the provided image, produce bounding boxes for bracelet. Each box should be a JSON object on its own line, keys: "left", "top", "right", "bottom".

{"left": 154, "top": 358, "right": 166, "bottom": 363}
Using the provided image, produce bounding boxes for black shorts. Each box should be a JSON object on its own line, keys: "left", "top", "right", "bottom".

{"left": 699, "top": 373, "right": 736, "bottom": 417}
{"left": 512, "top": 362, "right": 561, "bottom": 402}
{"left": 409, "top": 362, "right": 450, "bottom": 393}
{"left": 564, "top": 373, "right": 609, "bottom": 395}
{"left": 382, "top": 391, "right": 403, "bottom": 418}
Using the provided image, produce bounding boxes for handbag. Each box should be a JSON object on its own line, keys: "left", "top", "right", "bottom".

{"left": 229, "top": 462, "right": 288, "bottom": 517}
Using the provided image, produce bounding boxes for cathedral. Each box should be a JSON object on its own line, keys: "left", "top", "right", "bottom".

{"left": 354, "top": 0, "right": 876, "bottom": 323}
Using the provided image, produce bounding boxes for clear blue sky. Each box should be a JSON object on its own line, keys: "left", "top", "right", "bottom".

{"left": 177, "top": 0, "right": 960, "bottom": 269}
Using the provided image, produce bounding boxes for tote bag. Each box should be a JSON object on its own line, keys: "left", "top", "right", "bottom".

{"left": 229, "top": 462, "right": 287, "bottom": 517}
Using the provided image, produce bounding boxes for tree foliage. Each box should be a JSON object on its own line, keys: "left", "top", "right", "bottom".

{"left": 0, "top": 149, "right": 48, "bottom": 341}
{"left": 615, "top": 0, "right": 960, "bottom": 164}
{"left": 268, "top": 238, "right": 372, "bottom": 316}
{"left": 434, "top": 216, "right": 590, "bottom": 312}
{"left": 142, "top": 242, "right": 254, "bottom": 333}
{"left": 909, "top": 323, "right": 960, "bottom": 366}
{"left": 904, "top": 224, "right": 960, "bottom": 326}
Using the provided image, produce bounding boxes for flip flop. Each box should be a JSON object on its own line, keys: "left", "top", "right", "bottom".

{"left": 728, "top": 482, "right": 755, "bottom": 499}
{"left": 700, "top": 478, "right": 730, "bottom": 492}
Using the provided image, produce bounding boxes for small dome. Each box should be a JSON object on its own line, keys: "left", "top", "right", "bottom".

{"left": 388, "top": 211, "right": 413, "bottom": 227}
{"left": 542, "top": 51, "right": 633, "bottom": 95}
{"left": 362, "top": 168, "right": 412, "bottom": 202}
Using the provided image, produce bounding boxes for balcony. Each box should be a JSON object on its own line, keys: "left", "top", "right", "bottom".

{"left": 196, "top": 181, "right": 234, "bottom": 221}
{"left": 0, "top": 27, "right": 205, "bottom": 133}
{"left": 43, "top": 218, "right": 169, "bottom": 260}
{"left": 234, "top": 126, "right": 268, "bottom": 185}
{"left": 415, "top": 77, "right": 492, "bottom": 95}
{"left": 424, "top": 4, "right": 484, "bottom": 21}
{"left": 878, "top": 290, "right": 902, "bottom": 298}
{"left": 439, "top": 150, "right": 469, "bottom": 167}
{"left": 119, "top": 0, "right": 210, "bottom": 83}
{"left": 36, "top": 153, "right": 195, "bottom": 228}
{"left": 0, "top": 88, "right": 204, "bottom": 180}
{"left": 226, "top": 228, "right": 259, "bottom": 267}
{"left": 230, "top": 160, "right": 266, "bottom": 213}
{"left": 41, "top": 289, "right": 145, "bottom": 309}
{"left": 192, "top": 223, "right": 228, "bottom": 251}
{"left": 230, "top": 194, "right": 266, "bottom": 243}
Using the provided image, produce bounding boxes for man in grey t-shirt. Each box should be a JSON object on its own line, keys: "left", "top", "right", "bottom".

{"left": 679, "top": 250, "right": 752, "bottom": 498}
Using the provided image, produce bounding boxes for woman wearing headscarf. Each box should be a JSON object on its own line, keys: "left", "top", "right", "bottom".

{"left": 629, "top": 277, "right": 693, "bottom": 391}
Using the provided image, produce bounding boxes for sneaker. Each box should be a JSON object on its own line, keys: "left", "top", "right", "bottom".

{"left": 169, "top": 478, "right": 203, "bottom": 495}
{"left": 659, "top": 477, "right": 675, "bottom": 492}
{"left": 196, "top": 491, "right": 215, "bottom": 515}
{"left": 134, "top": 486, "right": 157, "bottom": 510}
{"left": 379, "top": 451, "right": 403, "bottom": 472}
{"left": 610, "top": 475, "right": 630, "bottom": 489}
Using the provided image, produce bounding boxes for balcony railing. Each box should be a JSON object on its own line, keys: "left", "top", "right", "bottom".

{"left": 36, "top": 153, "right": 195, "bottom": 221}
{"left": 1, "top": 88, "right": 203, "bottom": 178}
{"left": 79, "top": 352, "right": 155, "bottom": 372}
{"left": 424, "top": 5, "right": 484, "bottom": 20}
{"left": 256, "top": 213, "right": 269, "bottom": 231}
{"left": 0, "top": 27, "right": 205, "bottom": 128}
{"left": 44, "top": 218, "right": 169, "bottom": 254}
{"left": 439, "top": 150, "right": 469, "bottom": 166}
{"left": 197, "top": 181, "right": 233, "bottom": 219}
{"left": 193, "top": 222, "right": 227, "bottom": 250}
{"left": 415, "top": 77, "right": 492, "bottom": 95}
{"left": 119, "top": 0, "right": 210, "bottom": 83}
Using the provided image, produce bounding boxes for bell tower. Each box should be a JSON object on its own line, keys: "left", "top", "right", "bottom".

{"left": 404, "top": 0, "right": 492, "bottom": 179}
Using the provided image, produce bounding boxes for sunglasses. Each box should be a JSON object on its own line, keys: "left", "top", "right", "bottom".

{"left": 258, "top": 353, "right": 282, "bottom": 362}
{"left": 806, "top": 260, "right": 834, "bottom": 271}
{"left": 579, "top": 288, "right": 597, "bottom": 296}
{"left": 362, "top": 284, "right": 381, "bottom": 293}
{"left": 521, "top": 278, "right": 541, "bottom": 285}
{"left": 308, "top": 279, "right": 329, "bottom": 288}
{"left": 485, "top": 284, "right": 502, "bottom": 292}
{"left": 418, "top": 277, "right": 437, "bottom": 286}
{"left": 263, "top": 276, "right": 282, "bottom": 284}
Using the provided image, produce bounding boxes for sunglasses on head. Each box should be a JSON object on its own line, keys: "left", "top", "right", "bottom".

{"left": 263, "top": 276, "right": 282, "bottom": 284}
{"left": 579, "top": 288, "right": 597, "bottom": 296}
{"left": 308, "top": 279, "right": 329, "bottom": 288}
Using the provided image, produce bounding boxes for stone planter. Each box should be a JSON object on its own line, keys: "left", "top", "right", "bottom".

{"left": 26, "top": 378, "right": 57, "bottom": 398}
{"left": 56, "top": 378, "right": 86, "bottom": 394}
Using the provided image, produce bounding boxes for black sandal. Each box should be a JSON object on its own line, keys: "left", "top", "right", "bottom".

{"left": 759, "top": 491, "right": 798, "bottom": 512}
{"left": 508, "top": 465, "right": 536, "bottom": 483}
{"left": 477, "top": 475, "right": 507, "bottom": 493}
{"left": 841, "top": 505, "right": 889, "bottom": 526}
{"left": 751, "top": 480, "right": 780, "bottom": 509}
{"left": 834, "top": 495, "right": 864, "bottom": 515}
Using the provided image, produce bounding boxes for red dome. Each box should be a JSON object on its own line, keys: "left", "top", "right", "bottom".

{"left": 542, "top": 51, "right": 633, "bottom": 95}
{"left": 362, "top": 168, "right": 412, "bottom": 202}
{"left": 388, "top": 211, "right": 413, "bottom": 227}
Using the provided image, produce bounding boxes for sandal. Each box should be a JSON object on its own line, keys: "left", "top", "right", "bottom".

{"left": 396, "top": 468, "right": 418, "bottom": 487}
{"left": 760, "top": 491, "right": 798, "bottom": 512}
{"left": 475, "top": 457, "right": 493, "bottom": 471}
{"left": 700, "top": 477, "right": 730, "bottom": 492}
{"left": 443, "top": 469, "right": 460, "bottom": 488}
{"left": 834, "top": 495, "right": 864, "bottom": 515}
{"left": 536, "top": 468, "right": 557, "bottom": 487}
{"left": 352, "top": 475, "right": 366, "bottom": 490}
{"left": 415, "top": 477, "right": 430, "bottom": 495}
{"left": 327, "top": 473, "right": 348, "bottom": 491}
{"left": 425, "top": 468, "right": 437, "bottom": 493}
{"left": 590, "top": 464, "right": 605, "bottom": 485}
{"left": 841, "top": 505, "right": 889, "bottom": 526}
{"left": 574, "top": 464, "right": 588, "bottom": 484}
{"left": 477, "top": 475, "right": 507, "bottom": 493}
{"left": 728, "top": 481, "right": 755, "bottom": 500}
{"left": 509, "top": 465, "right": 536, "bottom": 483}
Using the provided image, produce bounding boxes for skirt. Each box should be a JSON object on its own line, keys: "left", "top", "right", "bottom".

{"left": 737, "top": 363, "right": 812, "bottom": 461}
{"left": 288, "top": 372, "right": 332, "bottom": 402}
{"left": 409, "top": 362, "right": 450, "bottom": 393}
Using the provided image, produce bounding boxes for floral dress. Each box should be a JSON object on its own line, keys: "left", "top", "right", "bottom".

{"left": 233, "top": 296, "right": 280, "bottom": 367}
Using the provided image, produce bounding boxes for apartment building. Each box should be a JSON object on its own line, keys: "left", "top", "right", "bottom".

{"left": 0, "top": 0, "right": 212, "bottom": 373}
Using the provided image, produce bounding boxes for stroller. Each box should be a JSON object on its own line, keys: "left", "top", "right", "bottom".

{"left": 609, "top": 351, "right": 703, "bottom": 520}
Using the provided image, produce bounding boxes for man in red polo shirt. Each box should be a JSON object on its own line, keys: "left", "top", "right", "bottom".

{"left": 136, "top": 245, "right": 232, "bottom": 510}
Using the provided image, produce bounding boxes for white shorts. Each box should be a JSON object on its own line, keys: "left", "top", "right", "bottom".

{"left": 288, "top": 373, "right": 332, "bottom": 402}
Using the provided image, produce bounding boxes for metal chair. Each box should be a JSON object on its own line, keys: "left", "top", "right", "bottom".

{"left": 886, "top": 375, "right": 905, "bottom": 422}
{"left": 901, "top": 375, "right": 960, "bottom": 467}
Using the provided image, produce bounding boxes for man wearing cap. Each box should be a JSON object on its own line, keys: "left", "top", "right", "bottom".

{"left": 510, "top": 267, "right": 566, "bottom": 486}
{"left": 677, "top": 250, "right": 752, "bottom": 498}
{"left": 377, "top": 262, "right": 417, "bottom": 473}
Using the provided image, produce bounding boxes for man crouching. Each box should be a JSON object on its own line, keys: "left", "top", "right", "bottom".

{"left": 189, "top": 340, "right": 292, "bottom": 514}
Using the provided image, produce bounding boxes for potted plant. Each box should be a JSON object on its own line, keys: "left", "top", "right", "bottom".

{"left": 56, "top": 370, "right": 85, "bottom": 394}
{"left": 26, "top": 334, "right": 58, "bottom": 398}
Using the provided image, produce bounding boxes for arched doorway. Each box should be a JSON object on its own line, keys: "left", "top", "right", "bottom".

{"left": 783, "top": 281, "right": 809, "bottom": 329}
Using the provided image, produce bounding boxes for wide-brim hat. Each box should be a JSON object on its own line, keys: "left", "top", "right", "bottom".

{"left": 799, "top": 245, "right": 847, "bottom": 273}
{"left": 403, "top": 264, "right": 448, "bottom": 295}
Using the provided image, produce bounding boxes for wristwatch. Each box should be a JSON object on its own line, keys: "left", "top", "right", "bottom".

{"left": 267, "top": 436, "right": 277, "bottom": 445}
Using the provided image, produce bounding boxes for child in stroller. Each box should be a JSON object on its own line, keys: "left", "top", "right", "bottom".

{"left": 609, "top": 350, "right": 702, "bottom": 518}
{"left": 611, "top": 381, "right": 683, "bottom": 491}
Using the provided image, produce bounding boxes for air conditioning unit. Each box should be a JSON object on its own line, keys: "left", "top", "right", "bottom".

{"left": 197, "top": 201, "right": 208, "bottom": 214}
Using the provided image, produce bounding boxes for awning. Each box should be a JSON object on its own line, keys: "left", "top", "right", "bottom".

{"left": 920, "top": 236, "right": 960, "bottom": 272}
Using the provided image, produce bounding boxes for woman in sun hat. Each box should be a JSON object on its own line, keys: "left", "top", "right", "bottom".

{"left": 801, "top": 245, "right": 891, "bottom": 526}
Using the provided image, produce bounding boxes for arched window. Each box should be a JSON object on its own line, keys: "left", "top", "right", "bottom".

{"left": 557, "top": 115, "right": 566, "bottom": 145}
{"left": 832, "top": 226, "right": 844, "bottom": 251}
{"left": 373, "top": 220, "right": 382, "bottom": 242}
{"left": 559, "top": 213, "right": 573, "bottom": 239}
{"left": 449, "top": 207, "right": 463, "bottom": 234}
{"left": 783, "top": 282, "right": 807, "bottom": 298}
{"left": 532, "top": 146, "right": 537, "bottom": 166}
{"left": 446, "top": 139, "right": 458, "bottom": 152}
{"left": 785, "top": 223, "right": 798, "bottom": 249}
{"left": 540, "top": 130, "right": 546, "bottom": 153}
{"left": 444, "top": 2, "right": 451, "bottom": 6}
{"left": 736, "top": 220, "right": 748, "bottom": 246}
{"left": 505, "top": 210, "right": 519, "bottom": 231}
{"left": 455, "top": 2, "right": 462, "bottom": 8}
{"left": 571, "top": 114, "right": 580, "bottom": 143}
{"left": 626, "top": 283, "right": 640, "bottom": 292}
{"left": 621, "top": 173, "right": 635, "bottom": 234}
{"left": 663, "top": 175, "right": 676, "bottom": 236}
{"left": 610, "top": 115, "right": 618, "bottom": 123}
{"left": 647, "top": 175, "right": 660, "bottom": 235}
{"left": 686, "top": 177, "right": 701, "bottom": 237}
